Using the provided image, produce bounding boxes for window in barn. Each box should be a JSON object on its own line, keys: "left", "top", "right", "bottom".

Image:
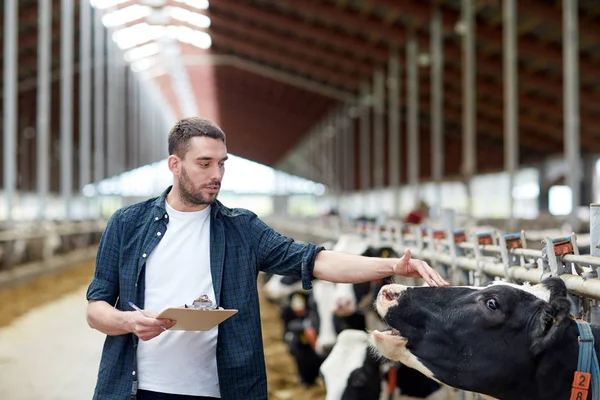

{"left": 549, "top": 185, "right": 573, "bottom": 216}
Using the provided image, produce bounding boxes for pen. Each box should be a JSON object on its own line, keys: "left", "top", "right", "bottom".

{"left": 128, "top": 301, "right": 167, "bottom": 331}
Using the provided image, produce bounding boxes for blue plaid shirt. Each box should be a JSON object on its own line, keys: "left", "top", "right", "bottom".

{"left": 86, "top": 186, "right": 324, "bottom": 400}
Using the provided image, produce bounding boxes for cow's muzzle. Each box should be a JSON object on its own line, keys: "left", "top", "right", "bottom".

{"left": 376, "top": 284, "right": 408, "bottom": 317}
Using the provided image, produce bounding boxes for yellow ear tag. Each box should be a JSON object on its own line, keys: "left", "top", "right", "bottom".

{"left": 299, "top": 332, "right": 309, "bottom": 345}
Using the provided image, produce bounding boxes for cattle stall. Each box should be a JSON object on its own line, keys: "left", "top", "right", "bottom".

{"left": 264, "top": 207, "right": 600, "bottom": 399}
{"left": 0, "top": 219, "right": 107, "bottom": 289}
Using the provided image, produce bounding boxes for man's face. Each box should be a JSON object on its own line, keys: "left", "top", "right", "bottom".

{"left": 176, "top": 137, "right": 227, "bottom": 206}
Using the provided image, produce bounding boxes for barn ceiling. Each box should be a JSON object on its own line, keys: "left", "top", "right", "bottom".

{"left": 2, "top": 0, "right": 600, "bottom": 192}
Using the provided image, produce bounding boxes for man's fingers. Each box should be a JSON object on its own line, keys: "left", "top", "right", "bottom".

{"left": 417, "top": 261, "right": 438, "bottom": 287}
{"left": 158, "top": 318, "right": 177, "bottom": 329}
{"left": 402, "top": 249, "right": 412, "bottom": 262}
{"left": 416, "top": 260, "right": 449, "bottom": 287}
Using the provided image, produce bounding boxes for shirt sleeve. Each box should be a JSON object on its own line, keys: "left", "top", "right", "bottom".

{"left": 249, "top": 214, "right": 325, "bottom": 290}
{"left": 86, "top": 209, "right": 122, "bottom": 305}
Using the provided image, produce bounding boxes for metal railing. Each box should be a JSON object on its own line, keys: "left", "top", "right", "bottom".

{"left": 266, "top": 210, "right": 600, "bottom": 303}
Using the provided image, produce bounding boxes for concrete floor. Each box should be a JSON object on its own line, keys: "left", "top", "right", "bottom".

{"left": 0, "top": 286, "right": 104, "bottom": 400}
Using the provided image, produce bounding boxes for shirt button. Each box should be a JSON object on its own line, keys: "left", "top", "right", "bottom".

{"left": 164, "top": 214, "right": 168, "bottom": 219}
{"left": 132, "top": 371, "right": 136, "bottom": 376}
{"left": 155, "top": 217, "right": 159, "bottom": 221}
{"left": 157, "top": 232, "right": 162, "bottom": 237}
{"left": 142, "top": 253, "right": 147, "bottom": 258}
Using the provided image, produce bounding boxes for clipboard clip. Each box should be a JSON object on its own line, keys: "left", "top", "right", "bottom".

{"left": 186, "top": 294, "right": 218, "bottom": 310}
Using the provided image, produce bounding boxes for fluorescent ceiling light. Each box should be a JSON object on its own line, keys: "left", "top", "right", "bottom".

{"left": 172, "top": 0, "right": 209, "bottom": 10}
{"left": 130, "top": 57, "right": 157, "bottom": 73}
{"left": 102, "top": 4, "right": 152, "bottom": 27}
{"left": 124, "top": 42, "right": 160, "bottom": 62}
{"left": 90, "top": 0, "right": 130, "bottom": 10}
{"left": 167, "top": 25, "right": 211, "bottom": 49}
{"left": 169, "top": 6, "right": 211, "bottom": 28}
{"left": 113, "top": 23, "right": 166, "bottom": 49}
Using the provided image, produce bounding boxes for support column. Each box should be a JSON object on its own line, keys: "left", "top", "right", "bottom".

{"left": 79, "top": 0, "right": 92, "bottom": 200}
{"left": 106, "top": 40, "right": 117, "bottom": 178}
{"left": 431, "top": 7, "right": 444, "bottom": 218}
{"left": 387, "top": 48, "right": 401, "bottom": 217}
{"left": 3, "top": 0, "right": 17, "bottom": 223}
{"left": 335, "top": 107, "right": 345, "bottom": 194}
{"left": 581, "top": 155, "right": 596, "bottom": 207}
{"left": 407, "top": 37, "right": 420, "bottom": 205}
{"left": 373, "top": 67, "right": 385, "bottom": 189}
{"left": 538, "top": 161, "right": 550, "bottom": 214}
{"left": 563, "top": 0, "right": 582, "bottom": 232}
{"left": 60, "top": 0, "right": 74, "bottom": 219}
{"left": 345, "top": 105, "right": 355, "bottom": 193}
{"left": 462, "top": 0, "right": 476, "bottom": 216}
{"left": 93, "top": 8, "right": 105, "bottom": 184}
{"left": 504, "top": 0, "right": 518, "bottom": 231}
{"left": 37, "top": 0, "right": 51, "bottom": 220}
{"left": 359, "top": 81, "right": 371, "bottom": 193}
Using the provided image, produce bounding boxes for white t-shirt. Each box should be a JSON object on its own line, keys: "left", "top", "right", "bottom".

{"left": 137, "top": 201, "right": 220, "bottom": 397}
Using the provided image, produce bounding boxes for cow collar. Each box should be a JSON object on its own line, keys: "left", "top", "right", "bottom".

{"left": 573, "top": 320, "right": 600, "bottom": 400}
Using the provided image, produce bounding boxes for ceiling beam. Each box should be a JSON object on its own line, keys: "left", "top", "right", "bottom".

{"left": 211, "top": 0, "right": 390, "bottom": 62}
{"left": 179, "top": 51, "right": 356, "bottom": 102}
{"left": 208, "top": 13, "right": 372, "bottom": 76}
{"left": 209, "top": 30, "right": 359, "bottom": 91}
{"left": 418, "top": 95, "right": 561, "bottom": 154}
{"left": 369, "top": 0, "right": 599, "bottom": 85}
{"left": 208, "top": 1, "right": 598, "bottom": 116}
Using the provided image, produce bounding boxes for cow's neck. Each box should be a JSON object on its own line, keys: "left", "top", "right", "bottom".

{"left": 532, "top": 321, "right": 600, "bottom": 400}
{"left": 487, "top": 321, "right": 600, "bottom": 400}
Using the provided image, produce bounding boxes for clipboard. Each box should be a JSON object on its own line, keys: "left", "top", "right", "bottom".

{"left": 156, "top": 307, "right": 238, "bottom": 331}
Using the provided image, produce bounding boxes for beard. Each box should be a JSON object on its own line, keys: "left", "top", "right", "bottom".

{"left": 178, "top": 166, "right": 220, "bottom": 206}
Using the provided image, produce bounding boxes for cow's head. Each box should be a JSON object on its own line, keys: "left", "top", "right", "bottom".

{"left": 369, "top": 277, "right": 579, "bottom": 400}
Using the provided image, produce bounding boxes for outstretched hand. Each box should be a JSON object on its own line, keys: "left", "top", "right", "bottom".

{"left": 392, "top": 249, "right": 449, "bottom": 287}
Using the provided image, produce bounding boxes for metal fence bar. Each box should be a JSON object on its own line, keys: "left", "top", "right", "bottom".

{"left": 266, "top": 213, "right": 600, "bottom": 300}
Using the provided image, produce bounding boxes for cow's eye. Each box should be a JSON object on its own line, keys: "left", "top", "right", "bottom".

{"left": 486, "top": 299, "right": 499, "bottom": 311}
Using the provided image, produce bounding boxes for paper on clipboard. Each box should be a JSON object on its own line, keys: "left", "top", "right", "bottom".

{"left": 156, "top": 307, "right": 238, "bottom": 331}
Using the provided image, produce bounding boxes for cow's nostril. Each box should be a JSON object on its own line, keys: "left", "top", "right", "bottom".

{"left": 336, "top": 299, "right": 351, "bottom": 308}
{"left": 382, "top": 288, "right": 399, "bottom": 302}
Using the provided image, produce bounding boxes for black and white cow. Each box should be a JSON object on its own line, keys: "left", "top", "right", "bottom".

{"left": 263, "top": 274, "right": 306, "bottom": 303}
{"left": 320, "top": 329, "right": 446, "bottom": 400}
{"left": 320, "top": 329, "right": 382, "bottom": 400}
{"left": 370, "top": 277, "right": 598, "bottom": 400}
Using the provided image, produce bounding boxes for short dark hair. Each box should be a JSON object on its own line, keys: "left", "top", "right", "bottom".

{"left": 168, "top": 117, "right": 226, "bottom": 158}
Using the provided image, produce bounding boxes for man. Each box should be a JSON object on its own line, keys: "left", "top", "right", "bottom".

{"left": 404, "top": 200, "right": 430, "bottom": 225}
{"left": 86, "top": 117, "right": 448, "bottom": 400}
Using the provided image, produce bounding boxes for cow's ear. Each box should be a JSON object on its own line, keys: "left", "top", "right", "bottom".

{"left": 541, "top": 277, "right": 568, "bottom": 302}
{"left": 530, "top": 296, "right": 573, "bottom": 355}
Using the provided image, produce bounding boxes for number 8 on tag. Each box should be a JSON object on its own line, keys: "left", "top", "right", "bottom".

{"left": 570, "top": 388, "right": 587, "bottom": 400}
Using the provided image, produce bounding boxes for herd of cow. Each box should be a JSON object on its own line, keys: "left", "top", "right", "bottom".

{"left": 261, "top": 234, "right": 600, "bottom": 400}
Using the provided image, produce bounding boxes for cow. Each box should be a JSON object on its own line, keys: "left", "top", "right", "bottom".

{"left": 320, "top": 329, "right": 446, "bottom": 400}
{"left": 263, "top": 274, "right": 306, "bottom": 303}
{"left": 320, "top": 329, "right": 382, "bottom": 400}
{"left": 369, "top": 276, "right": 597, "bottom": 400}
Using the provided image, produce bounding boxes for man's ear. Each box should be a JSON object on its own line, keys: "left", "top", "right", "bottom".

{"left": 530, "top": 296, "right": 573, "bottom": 355}
{"left": 168, "top": 155, "right": 180, "bottom": 175}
